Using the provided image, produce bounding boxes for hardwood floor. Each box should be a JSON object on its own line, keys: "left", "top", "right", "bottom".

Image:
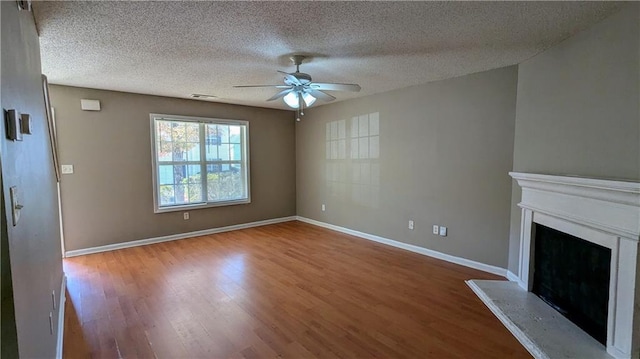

{"left": 63, "top": 220, "right": 530, "bottom": 358}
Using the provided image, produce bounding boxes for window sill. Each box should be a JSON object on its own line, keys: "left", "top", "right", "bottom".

{"left": 154, "top": 199, "right": 251, "bottom": 213}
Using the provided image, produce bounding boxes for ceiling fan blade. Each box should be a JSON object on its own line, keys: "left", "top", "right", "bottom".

{"left": 277, "top": 70, "right": 302, "bottom": 86}
{"left": 310, "top": 83, "right": 361, "bottom": 92}
{"left": 234, "top": 85, "right": 291, "bottom": 88}
{"left": 266, "top": 88, "right": 293, "bottom": 101}
{"left": 307, "top": 89, "right": 335, "bottom": 102}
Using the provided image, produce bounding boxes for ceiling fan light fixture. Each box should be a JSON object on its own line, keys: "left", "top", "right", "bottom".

{"left": 283, "top": 91, "right": 300, "bottom": 108}
{"left": 283, "top": 91, "right": 316, "bottom": 109}
{"left": 234, "top": 54, "right": 360, "bottom": 115}
{"left": 302, "top": 92, "right": 316, "bottom": 107}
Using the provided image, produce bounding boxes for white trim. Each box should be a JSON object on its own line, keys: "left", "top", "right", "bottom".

{"left": 509, "top": 172, "right": 640, "bottom": 239}
{"left": 65, "top": 216, "right": 297, "bottom": 257}
{"left": 149, "top": 113, "right": 251, "bottom": 214}
{"left": 57, "top": 182, "right": 65, "bottom": 258}
{"left": 56, "top": 274, "right": 66, "bottom": 359}
{"left": 510, "top": 172, "right": 640, "bottom": 359}
{"left": 506, "top": 270, "right": 520, "bottom": 283}
{"left": 466, "top": 280, "right": 548, "bottom": 359}
{"left": 296, "top": 216, "right": 507, "bottom": 277}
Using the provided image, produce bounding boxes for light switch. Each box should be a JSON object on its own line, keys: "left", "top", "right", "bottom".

{"left": 61, "top": 165, "right": 74, "bottom": 174}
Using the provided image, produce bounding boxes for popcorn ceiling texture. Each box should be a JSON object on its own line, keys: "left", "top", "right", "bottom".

{"left": 34, "top": 1, "right": 622, "bottom": 110}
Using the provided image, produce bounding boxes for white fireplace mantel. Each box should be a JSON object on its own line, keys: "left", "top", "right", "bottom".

{"left": 510, "top": 172, "right": 640, "bottom": 359}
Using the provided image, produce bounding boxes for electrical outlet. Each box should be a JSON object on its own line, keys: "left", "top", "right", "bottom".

{"left": 433, "top": 225, "right": 439, "bottom": 235}
{"left": 439, "top": 226, "right": 448, "bottom": 236}
{"left": 183, "top": 212, "right": 189, "bottom": 220}
{"left": 408, "top": 220, "right": 414, "bottom": 230}
{"left": 321, "top": 204, "right": 326, "bottom": 212}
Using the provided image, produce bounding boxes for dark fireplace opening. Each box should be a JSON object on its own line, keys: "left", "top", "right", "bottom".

{"left": 532, "top": 224, "right": 611, "bottom": 346}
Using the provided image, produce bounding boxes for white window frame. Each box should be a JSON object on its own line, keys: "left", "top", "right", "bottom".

{"left": 150, "top": 113, "right": 251, "bottom": 213}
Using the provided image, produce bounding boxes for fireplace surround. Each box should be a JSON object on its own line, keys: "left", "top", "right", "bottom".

{"left": 510, "top": 172, "right": 640, "bottom": 359}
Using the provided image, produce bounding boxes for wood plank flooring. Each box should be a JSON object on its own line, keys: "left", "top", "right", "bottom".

{"left": 63, "top": 220, "right": 530, "bottom": 358}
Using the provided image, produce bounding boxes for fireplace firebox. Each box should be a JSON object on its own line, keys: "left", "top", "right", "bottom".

{"left": 532, "top": 224, "right": 611, "bottom": 345}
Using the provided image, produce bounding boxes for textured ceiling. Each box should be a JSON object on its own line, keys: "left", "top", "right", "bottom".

{"left": 34, "top": 1, "right": 622, "bottom": 110}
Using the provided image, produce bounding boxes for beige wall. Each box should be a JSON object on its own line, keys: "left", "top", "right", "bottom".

{"left": 508, "top": 4, "right": 640, "bottom": 273}
{"left": 1, "top": 2, "right": 64, "bottom": 357}
{"left": 50, "top": 86, "right": 296, "bottom": 251}
{"left": 296, "top": 66, "right": 518, "bottom": 268}
{"left": 45, "top": 3, "right": 637, "bottom": 281}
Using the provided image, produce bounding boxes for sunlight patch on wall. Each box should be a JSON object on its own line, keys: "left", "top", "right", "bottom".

{"left": 325, "top": 112, "right": 380, "bottom": 209}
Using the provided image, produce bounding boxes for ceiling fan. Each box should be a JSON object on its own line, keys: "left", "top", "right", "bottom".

{"left": 234, "top": 55, "right": 361, "bottom": 120}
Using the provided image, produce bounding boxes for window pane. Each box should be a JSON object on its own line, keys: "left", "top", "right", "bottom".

{"left": 167, "top": 122, "right": 200, "bottom": 162}
{"left": 220, "top": 125, "right": 229, "bottom": 143}
{"left": 157, "top": 141, "right": 172, "bottom": 162}
{"left": 206, "top": 163, "right": 220, "bottom": 175}
{"left": 157, "top": 121, "right": 172, "bottom": 141}
{"left": 206, "top": 125, "right": 220, "bottom": 144}
{"left": 172, "top": 182, "right": 204, "bottom": 205}
{"left": 206, "top": 165, "right": 243, "bottom": 201}
{"left": 229, "top": 126, "right": 241, "bottom": 143}
{"left": 186, "top": 123, "right": 199, "bottom": 142}
{"left": 206, "top": 165, "right": 220, "bottom": 201}
{"left": 188, "top": 183, "right": 202, "bottom": 203}
{"left": 174, "top": 184, "right": 189, "bottom": 204}
{"left": 205, "top": 125, "right": 221, "bottom": 161}
{"left": 158, "top": 165, "right": 173, "bottom": 185}
{"left": 185, "top": 142, "right": 200, "bottom": 162}
{"left": 186, "top": 165, "right": 201, "bottom": 183}
{"left": 206, "top": 143, "right": 218, "bottom": 161}
{"left": 159, "top": 185, "right": 175, "bottom": 205}
{"left": 232, "top": 144, "right": 241, "bottom": 160}
{"left": 218, "top": 144, "right": 230, "bottom": 161}
{"left": 171, "top": 122, "right": 186, "bottom": 142}
{"left": 164, "top": 164, "right": 201, "bottom": 186}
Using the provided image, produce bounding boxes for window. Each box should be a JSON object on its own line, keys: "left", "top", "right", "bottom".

{"left": 150, "top": 114, "right": 250, "bottom": 213}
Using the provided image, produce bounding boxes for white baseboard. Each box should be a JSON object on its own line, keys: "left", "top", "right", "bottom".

{"left": 65, "top": 215, "right": 507, "bottom": 278}
{"left": 296, "top": 216, "right": 508, "bottom": 278}
{"left": 56, "top": 274, "right": 66, "bottom": 359}
{"left": 506, "top": 270, "right": 527, "bottom": 288}
{"left": 65, "top": 216, "right": 297, "bottom": 257}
